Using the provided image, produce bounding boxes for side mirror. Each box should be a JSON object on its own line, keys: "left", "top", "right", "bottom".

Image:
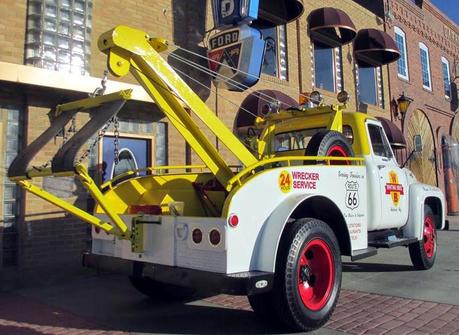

{"left": 402, "top": 134, "right": 423, "bottom": 168}
{"left": 413, "top": 134, "right": 423, "bottom": 153}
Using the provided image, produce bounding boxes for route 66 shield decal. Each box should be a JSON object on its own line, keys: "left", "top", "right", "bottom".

{"left": 345, "top": 181, "right": 359, "bottom": 210}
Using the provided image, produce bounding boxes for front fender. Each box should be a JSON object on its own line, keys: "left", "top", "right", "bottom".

{"left": 403, "top": 183, "right": 445, "bottom": 240}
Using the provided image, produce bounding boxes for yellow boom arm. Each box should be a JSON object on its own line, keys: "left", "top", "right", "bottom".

{"left": 98, "top": 25, "right": 258, "bottom": 187}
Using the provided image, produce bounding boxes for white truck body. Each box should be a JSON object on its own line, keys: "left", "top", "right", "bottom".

{"left": 92, "top": 117, "right": 445, "bottom": 276}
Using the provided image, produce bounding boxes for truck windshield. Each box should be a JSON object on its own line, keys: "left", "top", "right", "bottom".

{"left": 274, "top": 128, "right": 325, "bottom": 152}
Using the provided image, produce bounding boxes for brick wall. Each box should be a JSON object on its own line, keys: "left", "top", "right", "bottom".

{"left": 0, "top": 1, "right": 26, "bottom": 64}
{"left": 386, "top": 0, "right": 459, "bottom": 192}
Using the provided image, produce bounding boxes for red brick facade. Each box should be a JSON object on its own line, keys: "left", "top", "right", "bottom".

{"left": 385, "top": 0, "right": 459, "bottom": 195}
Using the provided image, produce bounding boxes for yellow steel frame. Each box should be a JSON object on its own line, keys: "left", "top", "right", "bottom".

{"left": 55, "top": 89, "right": 132, "bottom": 116}
{"left": 10, "top": 91, "right": 133, "bottom": 238}
{"left": 16, "top": 164, "right": 128, "bottom": 237}
{"left": 226, "top": 156, "right": 365, "bottom": 191}
{"left": 8, "top": 26, "right": 370, "bottom": 248}
{"left": 97, "top": 25, "right": 258, "bottom": 187}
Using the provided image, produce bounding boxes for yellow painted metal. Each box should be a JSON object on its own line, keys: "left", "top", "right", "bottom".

{"left": 74, "top": 163, "right": 128, "bottom": 234}
{"left": 55, "top": 89, "right": 132, "bottom": 116}
{"left": 257, "top": 108, "right": 373, "bottom": 157}
{"left": 327, "top": 105, "right": 343, "bottom": 133}
{"left": 9, "top": 168, "right": 74, "bottom": 181}
{"left": 97, "top": 25, "right": 258, "bottom": 186}
{"left": 100, "top": 164, "right": 208, "bottom": 190}
{"left": 17, "top": 180, "right": 117, "bottom": 234}
{"left": 226, "top": 155, "right": 365, "bottom": 191}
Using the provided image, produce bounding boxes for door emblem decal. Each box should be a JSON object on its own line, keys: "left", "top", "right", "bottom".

{"left": 385, "top": 171, "right": 404, "bottom": 207}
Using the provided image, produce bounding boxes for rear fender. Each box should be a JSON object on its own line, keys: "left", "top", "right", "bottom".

{"left": 250, "top": 194, "right": 350, "bottom": 273}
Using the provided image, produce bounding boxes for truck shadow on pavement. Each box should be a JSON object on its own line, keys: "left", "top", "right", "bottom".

{"left": 0, "top": 286, "right": 286, "bottom": 335}
{"left": 342, "top": 262, "right": 415, "bottom": 272}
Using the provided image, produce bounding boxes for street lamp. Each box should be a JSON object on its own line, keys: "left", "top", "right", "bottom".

{"left": 396, "top": 92, "right": 413, "bottom": 121}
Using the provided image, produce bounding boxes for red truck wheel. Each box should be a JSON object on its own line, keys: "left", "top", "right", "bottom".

{"left": 306, "top": 130, "right": 354, "bottom": 165}
{"left": 409, "top": 205, "right": 437, "bottom": 270}
{"left": 274, "top": 218, "right": 341, "bottom": 331}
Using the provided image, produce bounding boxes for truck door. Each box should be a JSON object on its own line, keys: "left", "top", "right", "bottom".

{"left": 367, "top": 120, "right": 409, "bottom": 229}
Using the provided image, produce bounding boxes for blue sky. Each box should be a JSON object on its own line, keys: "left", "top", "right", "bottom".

{"left": 431, "top": 0, "right": 459, "bottom": 24}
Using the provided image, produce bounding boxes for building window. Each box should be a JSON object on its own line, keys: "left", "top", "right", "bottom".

{"left": 1, "top": 107, "right": 23, "bottom": 266}
{"left": 101, "top": 136, "right": 151, "bottom": 184}
{"left": 441, "top": 57, "right": 452, "bottom": 99}
{"left": 419, "top": 42, "right": 432, "bottom": 90}
{"left": 394, "top": 27, "right": 409, "bottom": 80}
{"left": 313, "top": 42, "right": 342, "bottom": 92}
{"left": 356, "top": 66, "right": 384, "bottom": 108}
{"left": 25, "top": 0, "right": 93, "bottom": 75}
{"left": 155, "top": 122, "right": 168, "bottom": 166}
{"left": 260, "top": 25, "right": 288, "bottom": 80}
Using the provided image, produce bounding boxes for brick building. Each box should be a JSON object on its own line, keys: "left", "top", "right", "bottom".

{"left": 0, "top": 0, "right": 447, "bottom": 284}
{"left": 382, "top": 0, "right": 459, "bottom": 209}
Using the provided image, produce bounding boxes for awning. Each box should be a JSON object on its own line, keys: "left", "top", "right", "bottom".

{"left": 376, "top": 117, "right": 406, "bottom": 148}
{"left": 354, "top": 29, "right": 400, "bottom": 67}
{"left": 307, "top": 7, "right": 357, "bottom": 47}
{"left": 253, "top": 0, "right": 304, "bottom": 28}
{"left": 234, "top": 90, "right": 298, "bottom": 129}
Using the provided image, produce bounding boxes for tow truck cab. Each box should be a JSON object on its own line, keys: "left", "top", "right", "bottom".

{"left": 256, "top": 108, "right": 445, "bottom": 234}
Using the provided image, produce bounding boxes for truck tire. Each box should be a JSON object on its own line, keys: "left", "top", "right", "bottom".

{"left": 305, "top": 130, "right": 354, "bottom": 165}
{"left": 272, "top": 218, "right": 342, "bottom": 331}
{"left": 409, "top": 205, "right": 437, "bottom": 270}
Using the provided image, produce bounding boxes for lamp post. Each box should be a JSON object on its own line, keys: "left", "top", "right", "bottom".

{"left": 396, "top": 91, "right": 413, "bottom": 121}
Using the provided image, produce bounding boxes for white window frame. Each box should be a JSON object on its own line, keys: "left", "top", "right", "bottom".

{"left": 419, "top": 42, "right": 432, "bottom": 91}
{"left": 394, "top": 27, "right": 409, "bottom": 81}
{"left": 441, "top": 56, "right": 451, "bottom": 99}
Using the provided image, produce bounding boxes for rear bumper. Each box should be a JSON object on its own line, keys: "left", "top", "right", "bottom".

{"left": 83, "top": 253, "right": 274, "bottom": 296}
{"left": 140, "top": 262, "right": 274, "bottom": 295}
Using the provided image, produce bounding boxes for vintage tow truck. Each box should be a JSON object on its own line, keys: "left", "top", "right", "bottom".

{"left": 8, "top": 26, "right": 445, "bottom": 331}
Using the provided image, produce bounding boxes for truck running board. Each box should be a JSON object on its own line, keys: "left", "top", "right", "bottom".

{"left": 368, "top": 236, "right": 418, "bottom": 249}
{"left": 351, "top": 247, "right": 377, "bottom": 261}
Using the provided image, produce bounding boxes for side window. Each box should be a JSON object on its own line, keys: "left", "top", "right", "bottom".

{"left": 368, "top": 124, "right": 393, "bottom": 159}
{"left": 312, "top": 42, "right": 342, "bottom": 92}
{"left": 274, "top": 128, "right": 325, "bottom": 152}
{"left": 260, "top": 25, "right": 288, "bottom": 80}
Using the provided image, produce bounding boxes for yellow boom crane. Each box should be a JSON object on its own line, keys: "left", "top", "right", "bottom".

{"left": 98, "top": 25, "right": 258, "bottom": 186}
{"left": 7, "top": 25, "right": 345, "bottom": 239}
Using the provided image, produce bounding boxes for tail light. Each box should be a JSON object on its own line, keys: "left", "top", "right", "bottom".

{"left": 209, "top": 229, "right": 221, "bottom": 246}
{"left": 192, "top": 228, "right": 203, "bottom": 244}
{"left": 228, "top": 214, "right": 239, "bottom": 227}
